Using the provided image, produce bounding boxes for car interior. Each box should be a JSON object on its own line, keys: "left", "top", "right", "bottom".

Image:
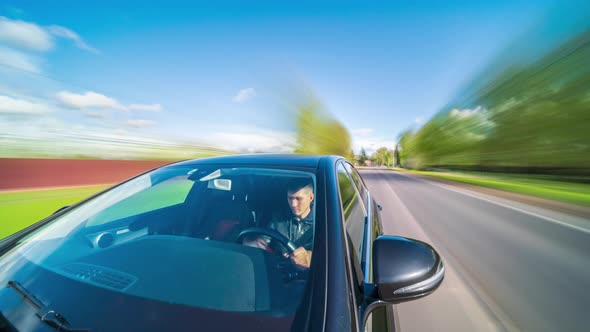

{"left": 15, "top": 167, "right": 315, "bottom": 314}
{"left": 146, "top": 171, "right": 301, "bottom": 241}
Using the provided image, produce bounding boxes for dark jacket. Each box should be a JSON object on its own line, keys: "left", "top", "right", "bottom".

{"left": 269, "top": 213, "right": 314, "bottom": 251}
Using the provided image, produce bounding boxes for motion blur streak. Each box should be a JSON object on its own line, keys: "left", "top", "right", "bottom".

{"left": 399, "top": 6, "right": 590, "bottom": 176}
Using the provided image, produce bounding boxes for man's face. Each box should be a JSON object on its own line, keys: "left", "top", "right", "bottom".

{"left": 287, "top": 187, "right": 314, "bottom": 218}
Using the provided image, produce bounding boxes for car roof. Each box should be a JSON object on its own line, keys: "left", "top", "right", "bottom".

{"left": 171, "top": 153, "right": 341, "bottom": 169}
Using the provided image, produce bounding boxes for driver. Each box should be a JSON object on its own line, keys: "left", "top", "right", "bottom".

{"left": 244, "top": 178, "right": 314, "bottom": 268}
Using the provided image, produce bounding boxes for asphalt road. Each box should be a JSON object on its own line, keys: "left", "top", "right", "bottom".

{"left": 359, "top": 168, "right": 590, "bottom": 332}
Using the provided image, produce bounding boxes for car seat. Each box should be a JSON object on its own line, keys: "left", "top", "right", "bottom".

{"left": 189, "top": 182, "right": 253, "bottom": 241}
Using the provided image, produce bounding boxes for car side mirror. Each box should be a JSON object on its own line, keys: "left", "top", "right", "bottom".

{"left": 372, "top": 235, "right": 444, "bottom": 304}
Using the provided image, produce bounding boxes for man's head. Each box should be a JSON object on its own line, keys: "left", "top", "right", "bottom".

{"left": 287, "top": 178, "right": 314, "bottom": 219}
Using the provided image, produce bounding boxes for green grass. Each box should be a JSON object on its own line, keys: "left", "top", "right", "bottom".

{"left": 401, "top": 169, "right": 590, "bottom": 206}
{"left": 0, "top": 179, "right": 194, "bottom": 240}
{"left": 0, "top": 185, "right": 109, "bottom": 240}
{"left": 86, "top": 179, "right": 192, "bottom": 227}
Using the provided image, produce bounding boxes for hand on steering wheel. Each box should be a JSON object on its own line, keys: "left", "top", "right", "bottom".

{"left": 237, "top": 227, "right": 297, "bottom": 254}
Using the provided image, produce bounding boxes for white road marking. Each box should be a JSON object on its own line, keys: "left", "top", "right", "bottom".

{"left": 392, "top": 171, "right": 590, "bottom": 235}
{"left": 371, "top": 171, "right": 514, "bottom": 331}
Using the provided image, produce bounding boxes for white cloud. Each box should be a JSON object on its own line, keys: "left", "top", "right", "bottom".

{"left": 0, "top": 16, "right": 53, "bottom": 51}
{"left": 56, "top": 91, "right": 126, "bottom": 110}
{"left": 128, "top": 103, "right": 162, "bottom": 112}
{"left": 233, "top": 88, "right": 257, "bottom": 103}
{"left": 0, "top": 17, "right": 97, "bottom": 54}
{"left": 56, "top": 91, "right": 164, "bottom": 116}
{"left": 126, "top": 119, "right": 156, "bottom": 128}
{"left": 0, "top": 95, "right": 53, "bottom": 114}
{"left": 351, "top": 128, "right": 374, "bottom": 136}
{"left": 47, "top": 25, "right": 98, "bottom": 53}
{"left": 0, "top": 116, "right": 65, "bottom": 140}
{"left": 415, "top": 116, "right": 424, "bottom": 124}
{"left": 0, "top": 47, "right": 41, "bottom": 73}
{"left": 203, "top": 127, "right": 295, "bottom": 152}
{"left": 83, "top": 110, "right": 109, "bottom": 119}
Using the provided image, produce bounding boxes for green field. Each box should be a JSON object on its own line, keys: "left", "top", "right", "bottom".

{"left": 0, "top": 185, "right": 109, "bottom": 240}
{"left": 398, "top": 169, "right": 590, "bottom": 206}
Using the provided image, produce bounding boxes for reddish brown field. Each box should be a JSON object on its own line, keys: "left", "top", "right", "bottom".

{"left": 0, "top": 158, "right": 172, "bottom": 190}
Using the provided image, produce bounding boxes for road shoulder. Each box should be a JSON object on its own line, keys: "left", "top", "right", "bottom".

{"left": 392, "top": 169, "right": 590, "bottom": 219}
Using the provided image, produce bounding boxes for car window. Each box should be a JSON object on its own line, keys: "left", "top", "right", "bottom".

{"left": 337, "top": 163, "right": 366, "bottom": 271}
{"left": 3, "top": 165, "right": 317, "bottom": 321}
{"left": 87, "top": 176, "right": 193, "bottom": 227}
{"left": 343, "top": 162, "right": 367, "bottom": 206}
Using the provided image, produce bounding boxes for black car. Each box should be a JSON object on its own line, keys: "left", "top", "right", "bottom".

{"left": 0, "top": 154, "right": 444, "bottom": 331}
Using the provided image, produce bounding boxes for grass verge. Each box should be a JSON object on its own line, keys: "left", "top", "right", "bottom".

{"left": 0, "top": 185, "right": 109, "bottom": 239}
{"left": 400, "top": 169, "right": 590, "bottom": 206}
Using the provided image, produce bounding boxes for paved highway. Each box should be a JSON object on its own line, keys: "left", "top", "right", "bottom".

{"left": 359, "top": 169, "right": 590, "bottom": 332}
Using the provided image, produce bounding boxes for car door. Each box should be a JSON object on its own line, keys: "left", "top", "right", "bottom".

{"left": 337, "top": 161, "right": 394, "bottom": 331}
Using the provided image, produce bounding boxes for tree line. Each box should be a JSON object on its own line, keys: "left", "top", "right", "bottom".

{"left": 356, "top": 147, "right": 396, "bottom": 167}
{"left": 398, "top": 30, "right": 590, "bottom": 175}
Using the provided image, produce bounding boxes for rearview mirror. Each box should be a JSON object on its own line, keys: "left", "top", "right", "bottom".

{"left": 372, "top": 235, "right": 444, "bottom": 304}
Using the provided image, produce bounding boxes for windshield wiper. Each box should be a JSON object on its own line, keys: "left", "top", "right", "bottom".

{"left": 7, "top": 281, "right": 91, "bottom": 332}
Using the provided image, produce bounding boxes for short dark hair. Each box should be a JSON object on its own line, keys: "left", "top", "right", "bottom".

{"left": 287, "top": 178, "right": 314, "bottom": 194}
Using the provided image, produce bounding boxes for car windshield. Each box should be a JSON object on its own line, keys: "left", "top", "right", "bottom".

{"left": 0, "top": 164, "right": 316, "bottom": 328}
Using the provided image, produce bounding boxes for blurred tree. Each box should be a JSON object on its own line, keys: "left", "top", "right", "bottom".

{"left": 397, "top": 30, "right": 590, "bottom": 174}
{"left": 398, "top": 129, "right": 418, "bottom": 168}
{"left": 358, "top": 147, "right": 368, "bottom": 166}
{"left": 394, "top": 144, "right": 401, "bottom": 167}
{"left": 294, "top": 101, "right": 354, "bottom": 161}
{"left": 371, "top": 147, "right": 393, "bottom": 166}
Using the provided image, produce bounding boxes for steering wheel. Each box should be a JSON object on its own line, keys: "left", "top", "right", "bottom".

{"left": 237, "top": 227, "right": 297, "bottom": 254}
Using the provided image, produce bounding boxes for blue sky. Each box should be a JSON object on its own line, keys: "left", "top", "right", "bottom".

{"left": 0, "top": 0, "right": 569, "bottom": 155}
